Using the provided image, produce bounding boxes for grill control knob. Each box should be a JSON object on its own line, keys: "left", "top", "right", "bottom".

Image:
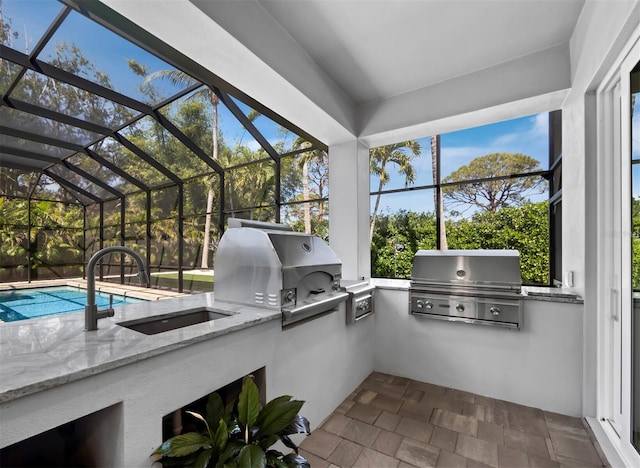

{"left": 415, "top": 300, "right": 434, "bottom": 310}
{"left": 490, "top": 306, "right": 501, "bottom": 317}
{"left": 456, "top": 303, "right": 465, "bottom": 312}
{"left": 284, "top": 290, "right": 296, "bottom": 303}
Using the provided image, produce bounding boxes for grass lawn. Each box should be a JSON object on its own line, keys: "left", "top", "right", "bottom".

{"left": 150, "top": 272, "right": 214, "bottom": 283}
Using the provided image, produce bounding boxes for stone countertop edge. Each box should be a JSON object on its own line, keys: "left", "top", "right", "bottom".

{"left": 369, "top": 278, "right": 584, "bottom": 304}
{"left": 0, "top": 293, "right": 281, "bottom": 403}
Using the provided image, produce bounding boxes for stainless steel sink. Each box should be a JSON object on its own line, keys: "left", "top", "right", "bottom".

{"left": 117, "top": 307, "right": 233, "bottom": 335}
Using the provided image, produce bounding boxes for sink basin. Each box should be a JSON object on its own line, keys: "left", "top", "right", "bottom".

{"left": 117, "top": 307, "right": 233, "bottom": 335}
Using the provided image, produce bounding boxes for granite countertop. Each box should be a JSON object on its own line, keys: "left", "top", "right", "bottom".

{"left": 0, "top": 293, "right": 280, "bottom": 403}
{"left": 521, "top": 286, "right": 583, "bottom": 303}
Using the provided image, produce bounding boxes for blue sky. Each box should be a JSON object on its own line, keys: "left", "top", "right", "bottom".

{"left": 4, "top": 0, "right": 184, "bottom": 103}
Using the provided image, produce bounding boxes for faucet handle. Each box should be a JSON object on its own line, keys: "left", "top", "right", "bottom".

{"left": 95, "top": 294, "right": 115, "bottom": 320}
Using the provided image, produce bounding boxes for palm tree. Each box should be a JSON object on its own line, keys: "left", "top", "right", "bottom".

{"left": 138, "top": 68, "right": 219, "bottom": 269}
{"left": 369, "top": 141, "right": 421, "bottom": 241}
{"left": 292, "top": 138, "right": 327, "bottom": 233}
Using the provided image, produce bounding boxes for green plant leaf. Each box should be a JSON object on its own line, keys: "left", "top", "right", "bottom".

{"left": 216, "top": 439, "right": 244, "bottom": 468}
{"left": 206, "top": 392, "right": 225, "bottom": 433}
{"left": 156, "top": 454, "right": 199, "bottom": 466}
{"left": 152, "top": 432, "right": 211, "bottom": 457}
{"left": 238, "top": 376, "right": 261, "bottom": 429}
{"left": 265, "top": 450, "right": 288, "bottom": 468}
{"left": 279, "top": 435, "right": 297, "bottom": 453}
{"left": 213, "top": 417, "right": 228, "bottom": 453}
{"left": 237, "top": 444, "right": 267, "bottom": 468}
{"left": 258, "top": 434, "right": 279, "bottom": 450}
{"left": 281, "top": 414, "right": 310, "bottom": 436}
{"left": 194, "top": 448, "right": 213, "bottom": 468}
{"left": 258, "top": 400, "right": 304, "bottom": 437}
{"left": 282, "top": 453, "right": 310, "bottom": 468}
{"left": 256, "top": 395, "right": 292, "bottom": 427}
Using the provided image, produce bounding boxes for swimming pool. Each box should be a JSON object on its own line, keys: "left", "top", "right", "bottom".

{"left": 0, "top": 286, "right": 146, "bottom": 322}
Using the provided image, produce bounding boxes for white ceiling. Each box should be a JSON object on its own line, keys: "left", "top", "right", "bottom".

{"left": 255, "top": 0, "right": 585, "bottom": 105}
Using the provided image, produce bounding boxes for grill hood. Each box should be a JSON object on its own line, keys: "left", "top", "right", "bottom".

{"left": 214, "top": 220, "right": 346, "bottom": 326}
{"left": 411, "top": 249, "right": 522, "bottom": 294}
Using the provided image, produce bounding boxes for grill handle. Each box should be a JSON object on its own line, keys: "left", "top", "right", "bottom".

{"left": 282, "top": 292, "right": 348, "bottom": 327}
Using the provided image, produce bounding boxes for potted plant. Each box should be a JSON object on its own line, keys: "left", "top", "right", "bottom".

{"left": 152, "top": 375, "right": 311, "bottom": 467}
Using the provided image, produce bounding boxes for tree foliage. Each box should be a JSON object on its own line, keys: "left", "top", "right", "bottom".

{"left": 442, "top": 153, "right": 546, "bottom": 214}
{"left": 371, "top": 202, "right": 551, "bottom": 284}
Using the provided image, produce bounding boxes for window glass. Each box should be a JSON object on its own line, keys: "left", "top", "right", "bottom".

{"left": 370, "top": 139, "right": 429, "bottom": 192}
{"left": 158, "top": 87, "right": 215, "bottom": 160}
{"left": 0, "top": 168, "right": 41, "bottom": 198}
{"left": 13, "top": 70, "right": 137, "bottom": 128}
{"left": 1, "top": 134, "right": 75, "bottom": 160}
{"left": 47, "top": 164, "right": 113, "bottom": 199}
{"left": 120, "top": 116, "right": 211, "bottom": 179}
{"left": 212, "top": 99, "right": 272, "bottom": 168}
{"left": 66, "top": 152, "right": 138, "bottom": 194}
{"left": 1, "top": 106, "right": 103, "bottom": 146}
{"left": 184, "top": 175, "right": 219, "bottom": 216}
{"left": 0, "top": 60, "right": 23, "bottom": 95}
{"left": 123, "top": 193, "right": 146, "bottom": 224}
{"left": 224, "top": 161, "right": 275, "bottom": 212}
{"left": 633, "top": 71, "right": 640, "bottom": 292}
{"left": 370, "top": 112, "right": 554, "bottom": 285}
{"left": 1, "top": 0, "right": 63, "bottom": 55}
{"left": 151, "top": 185, "right": 179, "bottom": 220}
{"left": 370, "top": 191, "right": 436, "bottom": 279}
{"left": 230, "top": 96, "right": 305, "bottom": 154}
{"left": 282, "top": 201, "right": 328, "bottom": 239}
{"left": 89, "top": 137, "right": 171, "bottom": 187}
{"left": 280, "top": 151, "right": 329, "bottom": 204}
{"left": 38, "top": 9, "right": 194, "bottom": 105}
{"left": 32, "top": 173, "right": 89, "bottom": 204}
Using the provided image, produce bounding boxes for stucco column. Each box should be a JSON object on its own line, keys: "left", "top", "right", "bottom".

{"left": 328, "top": 139, "right": 370, "bottom": 280}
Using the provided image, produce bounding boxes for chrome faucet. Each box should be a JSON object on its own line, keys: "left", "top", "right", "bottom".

{"left": 85, "top": 246, "right": 149, "bottom": 331}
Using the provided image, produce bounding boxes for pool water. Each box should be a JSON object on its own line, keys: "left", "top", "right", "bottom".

{"left": 0, "top": 286, "right": 146, "bottom": 322}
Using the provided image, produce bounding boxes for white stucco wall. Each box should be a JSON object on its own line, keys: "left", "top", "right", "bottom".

{"left": 373, "top": 288, "right": 585, "bottom": 417}
{"left": 0, "top": 309, "right": 375, "bottom": 467}
{"left": 329, "top": 139, "right": 372, "bottom": 280}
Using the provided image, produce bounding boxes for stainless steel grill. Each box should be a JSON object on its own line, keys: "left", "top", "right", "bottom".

{"left": 214, "top": 219, "right": 348, "bottom": 327}
{"left": 409, "top": 250, "right": 523, "bottom": 329}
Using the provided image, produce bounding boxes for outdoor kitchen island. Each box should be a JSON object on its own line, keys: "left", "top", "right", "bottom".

{"left": 0, "top": 281, "right": 586, "bottom": 467}
{"left": 0, "top": 291, "right": 376, "bottom": 467}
